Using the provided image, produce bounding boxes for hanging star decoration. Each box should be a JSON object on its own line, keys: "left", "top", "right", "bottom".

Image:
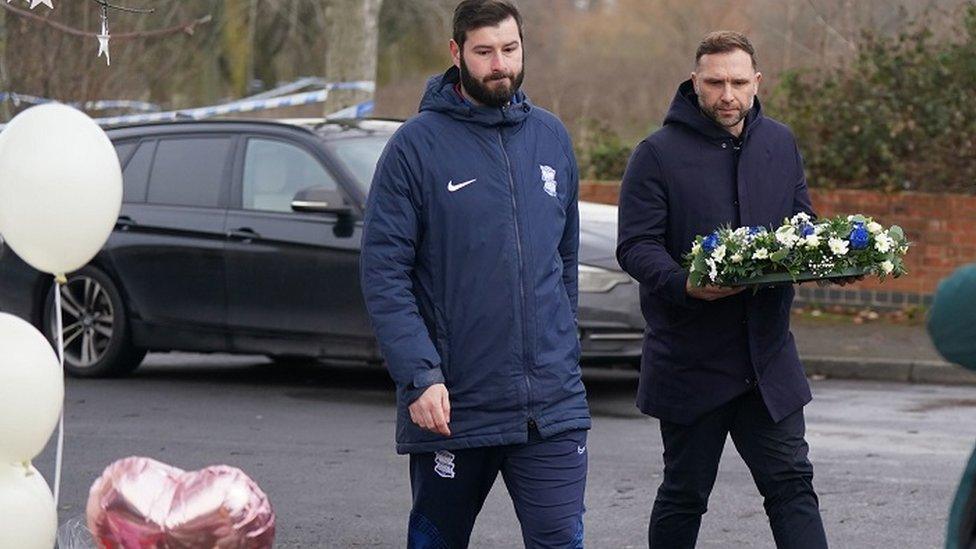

{"left": 90, "top": 0, "right": 153, "bottom": 66}
{"left": 96, "top": 5, "right": 111, "bottom": 66}
{"left": 2, "top": 0, "right": 164, "bottom": 66}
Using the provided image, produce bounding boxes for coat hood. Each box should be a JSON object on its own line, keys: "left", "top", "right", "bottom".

{"left": 663, "top": 79, "right": 764, "bottom": 142}
{"left": 418, "top": 66, "right": 532, "bottom": 128}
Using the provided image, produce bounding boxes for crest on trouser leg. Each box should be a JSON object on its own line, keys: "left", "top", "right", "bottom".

{"left": 433, "top": 450, "right": 455, "bottom": 479}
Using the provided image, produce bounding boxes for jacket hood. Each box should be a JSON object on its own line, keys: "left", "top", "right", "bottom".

{"left": 663, "top": 79, "right": 763, "bottom": 141}
{"left": 418, "top": 66, "right": 532, "bottom": 128}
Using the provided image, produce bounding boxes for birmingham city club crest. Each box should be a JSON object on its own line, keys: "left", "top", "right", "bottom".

{"left": 541, "top": 165, "right": 557, "bottom": 197}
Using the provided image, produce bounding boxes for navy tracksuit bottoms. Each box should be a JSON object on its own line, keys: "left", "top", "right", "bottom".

{"left": 407, "top": 426, "right": 588, "bottom": 549}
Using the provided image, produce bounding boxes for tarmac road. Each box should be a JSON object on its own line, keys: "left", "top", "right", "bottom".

{"left": 34, "top": 352, "right": 976, "bottom": 548}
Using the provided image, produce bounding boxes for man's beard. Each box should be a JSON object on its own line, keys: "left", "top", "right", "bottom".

{"left": 459, "top": 56, "right": 524, "bottom": 108}
{"left": 699, "top": 97, "right": 751, "bottom": 128}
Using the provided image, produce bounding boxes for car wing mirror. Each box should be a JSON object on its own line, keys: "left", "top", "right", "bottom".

{"left": 291, "top": 187, "right": 352, "bottom": 216}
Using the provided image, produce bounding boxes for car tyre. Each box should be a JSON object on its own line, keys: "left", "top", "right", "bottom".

{"left": 43, "top": 265, "right": 146, "bottom": 377}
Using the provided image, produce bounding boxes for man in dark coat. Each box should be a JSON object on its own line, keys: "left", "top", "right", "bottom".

{"left": 616, "top": 31, "right": 829, "bottom": 548}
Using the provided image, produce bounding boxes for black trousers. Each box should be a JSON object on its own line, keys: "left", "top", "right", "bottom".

{"left": 648, "top": 389, "right": 828, "bottom": 549}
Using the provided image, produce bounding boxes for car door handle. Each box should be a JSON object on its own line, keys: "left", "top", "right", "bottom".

{"left": 115, "top": 215, "right": 137, "bottom": 230}
{"left": 227, "top": 227, "right": 260, "bottom": 241}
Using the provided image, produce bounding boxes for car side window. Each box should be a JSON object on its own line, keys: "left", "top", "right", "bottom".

{"left": 242, "top": 138, "right": 337, "bottom": 213}
{"left": 147, "top": 137, "right": 233, "bottom": 208}
{"left": 114, "top": 142, "right": 137, "bottom": 167}
{"left": 120, "top": 140, "right": 156, "bottom": 204}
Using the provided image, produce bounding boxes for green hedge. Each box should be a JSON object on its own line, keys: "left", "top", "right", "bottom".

{"left": 574, "top": 119, "right": 633, "bottom": 181}
{"left": 768, "top": 3, "right": 976, "bottom": 194}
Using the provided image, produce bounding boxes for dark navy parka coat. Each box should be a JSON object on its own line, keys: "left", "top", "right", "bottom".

{"left": 361, "top": 67, "right": 590, "bottom": 454}
{"left": 616, "top": 80, "right": 815, "bottom": 425}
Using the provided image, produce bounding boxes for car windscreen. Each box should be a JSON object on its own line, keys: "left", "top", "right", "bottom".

{"left": 326, "top": 135, "right": 391, "bottom": 193}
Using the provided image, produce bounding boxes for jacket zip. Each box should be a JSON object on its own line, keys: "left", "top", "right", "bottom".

{"left": 497, "top": 129, "right": 534, "bottom": 424}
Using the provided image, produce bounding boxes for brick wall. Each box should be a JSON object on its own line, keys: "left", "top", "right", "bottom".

{"left": 579, "top": 182, "right": 621, "bottom": 206}
{"left": 579, "top": 181, "right": 976, "bottom": 308}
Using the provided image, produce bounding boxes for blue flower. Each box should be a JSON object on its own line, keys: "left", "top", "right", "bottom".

{"left": 801, "top": 223, "right": 816, "bottom": 237}
{"left": 748, "top": 226, "right": 766, "bottom": 235}
{"left": 702, "top": 232, "right": 720, "bottom": 253}
{"left": 849, "top": 223, "right": 870, "bottom": 250}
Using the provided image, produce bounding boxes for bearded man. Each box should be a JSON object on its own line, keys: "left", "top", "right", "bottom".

{"left": 360, "top": 1, "right": 590, "bottom": 547}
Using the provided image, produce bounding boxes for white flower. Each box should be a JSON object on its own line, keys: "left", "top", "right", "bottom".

{"left": 875, "top": 233, "right": 894, "bottom": 253}
{"left": 828, "top": 237, "right": 849, "bottom": 256}
{"left": 692, "top": 241, "right": 702, "bottom": 254}
{"left": 752, "top": 248, "right": 769, "bottom": 260}
{"left": 803, "top": 234, "right": 821, "bottom": 248}
{"left": 775, "top": 226, "right": 799, "bottom": 248}
{"left": 791, "top": 212, "right": 812, "bottom": 225}
{"left": 880, "top": 260, "right": 894, "bottom": 274}
{"left": 867, "top": 221, "right": 883, "bottom": 234}
{"left": 706, "top": 258, "right": 718, "bottom": 282}
{"left": 730, "top": 253, "right": 743, "bottom": 263}
{"left": 711, "top": 244, "right": 727, "bottom": 263}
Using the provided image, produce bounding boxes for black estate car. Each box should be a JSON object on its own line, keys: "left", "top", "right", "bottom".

{"left": 0, "top": 118, "right": 642, "bottom": 377}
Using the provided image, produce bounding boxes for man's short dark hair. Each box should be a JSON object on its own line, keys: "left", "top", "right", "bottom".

{"left": 695, "top": 31, "right": 758, "bottom": 70}
{"left": 453, "top": 0, "right": 523, "bottom": 49}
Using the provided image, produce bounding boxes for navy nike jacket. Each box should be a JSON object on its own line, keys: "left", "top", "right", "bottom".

{"left": 361, "top": 67, "right": 591, "bottom": 454}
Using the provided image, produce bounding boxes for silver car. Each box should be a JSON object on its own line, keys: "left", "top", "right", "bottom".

{"left": 577, "top": 201, "right": 644, "bottom": 368}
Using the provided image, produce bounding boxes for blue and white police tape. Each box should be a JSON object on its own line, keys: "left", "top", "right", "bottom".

{"left": 326, "top": 100, "right": 375, "bottom": 120}
{"left": 0, "top": 92, "right": 160, "bottom": 113}
{"left": 94, "top": 80, "right": 375, "bottom": 127}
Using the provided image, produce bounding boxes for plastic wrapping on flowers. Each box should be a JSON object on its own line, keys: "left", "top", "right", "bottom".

{"left": 684, "top": 213, "right": 910, "bottom": 287}
{"left": 56, "top": 516, "right": 95, "bottom": 549}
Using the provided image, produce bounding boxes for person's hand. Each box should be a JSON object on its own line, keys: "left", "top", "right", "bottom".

{"left": 409, "top": 383, "right": 451, "bottom": 436}
{"left": 686, "top": 278, "right": 746, "bottom": 301}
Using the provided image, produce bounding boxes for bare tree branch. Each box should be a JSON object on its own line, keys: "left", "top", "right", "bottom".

{"left": 804, "top": 0, "right": 857, "bottom": 51}
{"left": 88, "top": 0, "right": 154, "bottom": 15}
{"left": 0, "top": 2, "right": 211, "bottom": 41}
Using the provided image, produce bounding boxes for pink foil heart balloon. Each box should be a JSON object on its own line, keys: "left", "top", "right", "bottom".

{"left": 86, "top": 457, "right": 275, "bottom": 548}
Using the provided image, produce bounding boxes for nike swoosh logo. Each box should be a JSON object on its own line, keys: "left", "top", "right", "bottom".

{"left": 447, "top": 178, "right": 476, "bottom": 192}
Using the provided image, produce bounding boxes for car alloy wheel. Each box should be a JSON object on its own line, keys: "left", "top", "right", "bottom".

{"left": 51, "top": 275, "right": 115, "bottom": 369}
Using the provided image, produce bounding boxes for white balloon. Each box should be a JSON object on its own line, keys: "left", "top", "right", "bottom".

{"left": 0, "top": 103, "right": 122, "bottom": 276}
{"left": 0, "top": 313, "right": 64, "bottom": 462}
{"left": 0, "top": 462, "right": 57, "bottom": 549}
